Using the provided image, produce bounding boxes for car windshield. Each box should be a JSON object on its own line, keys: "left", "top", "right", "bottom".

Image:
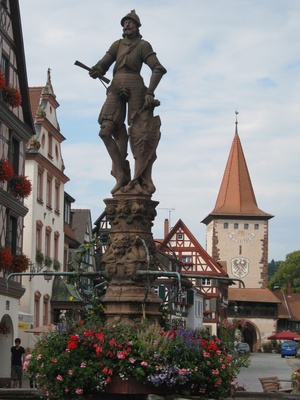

{"left": 282, "top": 341, "right": 296, "bottom": 347}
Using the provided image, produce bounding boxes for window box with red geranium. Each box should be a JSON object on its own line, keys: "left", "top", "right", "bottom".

{"left": 12, "top": 253, "right": 30, "bottom": 273}
{"left": 10, "top": 174, "right": 32, "bottom": 198}
{"left": 0, "top": 247, "right": 13, "bottom": 273}
{"left": 0, "top": 70, "right": 6, "bottom": 90}
{"left": 0, "top": 157, "right": 14, "bottom": 182}
{"left": 2, "top": 86, "right": 22, "bottom": 108}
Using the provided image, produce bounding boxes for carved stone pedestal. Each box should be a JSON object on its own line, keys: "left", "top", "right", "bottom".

{"left": 101, "top": 194, "right": 162, "bottom": 324}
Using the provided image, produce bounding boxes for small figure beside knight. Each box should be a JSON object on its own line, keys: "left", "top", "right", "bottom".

{"left": 89, "top": 10, "right": 167, "bottom": 195}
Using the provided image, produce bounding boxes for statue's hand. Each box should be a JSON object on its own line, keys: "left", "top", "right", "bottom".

{"left": 143, "top": 94, "right": 160, "bottom": 110}
{"left": 89, "top": 66, "right": 100, "bottom": 79}
{"left": 144, "top": 94, "right": 155, "bottom": 108}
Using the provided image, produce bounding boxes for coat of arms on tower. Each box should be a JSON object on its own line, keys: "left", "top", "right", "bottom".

{"left": 231, "top": 257, "right": 249, "bottom": 278}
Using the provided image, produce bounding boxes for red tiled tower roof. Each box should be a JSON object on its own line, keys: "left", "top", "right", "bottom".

{"left": 202, "top": 119, "right": 273, "bottom": 224}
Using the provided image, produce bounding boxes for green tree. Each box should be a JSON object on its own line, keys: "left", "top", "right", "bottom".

{"left": 268, "top": 251, "right": 300, "bottom": 292}
{"left": 268, "top": 259, "right": 282, "bottom": 280}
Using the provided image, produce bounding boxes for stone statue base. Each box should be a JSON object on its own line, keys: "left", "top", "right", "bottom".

{"left": 102, "top": 284, "right": 162, "bottom": 325}
{"left": 101, "top": 194, "right": 162, "bottom": 324}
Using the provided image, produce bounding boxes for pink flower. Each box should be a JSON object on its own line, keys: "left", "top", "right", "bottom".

{"left": 56, "top": 375, "right": 63, "bottom": 381}
{"left": 22, "top": 362, "right": 27, "bottom": 371}
{"left": 203, "top": 351, "right": 210, "bottom": 358}
{"left": 129, "top": 357, "right": 136, "bottom": 363}
{"left": 212, "top": 369, "right": 219, "bottom": 375}
{"left": 199, "top": 388, "right": 206, "bottom": 393}
{"left": 80, "top": 362, "right": 86, "bottom": 368}
{"left": 117, "top": 351, "right": 126, "bottom": 359}
{"left": 68, "top": 370, "right": 73, "bottom": 375}
{"left": 36, "top": 354, "right": 42, "bottom": 360}
{"left": 65, "top": 388, "right": 69, "bottom": 393}
{"left": 75, "top": 389, "right": 83, "bottom": 394}
{"left": 141, "top": 361, "right": 148, "bottom": 366}
{"left": 178, "top": 368, "right": 188, "bottom": 375}
{"left": 51, "top": 358, "right": 57, "bottom": 363}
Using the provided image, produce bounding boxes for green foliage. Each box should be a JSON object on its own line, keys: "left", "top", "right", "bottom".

{"left": 262, "top": 340, "right": 280, "bottom": 353}
{"left": 268, "top": 259, "right": 282, "bottom": 280}
{"left": 219, "top": 318, "right": 251, "bottom": 373}
{"left": 268, "top": 251, "right": 300, "bottom": 292}
{"left": 35, "top": 249, "right": 44, "bottom": 266}
{"left": 44, "top": 255, "right": 52, "bottom": 267}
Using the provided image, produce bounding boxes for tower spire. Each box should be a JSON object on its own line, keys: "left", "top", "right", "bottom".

{"left": 235, "top": 110, "right": 239, "bottom": 135}
{"left": 202, "top": 117, "right": 273, "bottom": 223}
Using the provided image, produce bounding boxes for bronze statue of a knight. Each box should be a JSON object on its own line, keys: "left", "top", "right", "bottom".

{"left": 89, "top": 10, "right": 166, "bottom": 195}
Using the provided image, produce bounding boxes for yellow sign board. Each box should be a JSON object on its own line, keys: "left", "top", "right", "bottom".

{"left": 18, "top": 322, "right": 29, "bottom": 330}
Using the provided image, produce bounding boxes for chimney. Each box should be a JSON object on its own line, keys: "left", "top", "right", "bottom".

{"left": 164, "top": 219, "right": 169, "bottom": 238}
{"left": 287, "top": 281, "right": 292, "bottom": 295}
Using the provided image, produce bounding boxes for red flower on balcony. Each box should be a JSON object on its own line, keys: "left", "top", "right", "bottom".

{"left": 2, "top": 86, "right": 22, "bottom": 108}
{"left": 0, "top": 157, "right": 14, "bottom": 182}
{"left": 0, "top": 71, "right": 6, "bottom": 90}
{"left": 0, "top": 321, "right": 11, "bottom": 336}
{"left": 0, "top": 247, "right": 13, "bottom": 272}
{"left": 12, "top": 253, "right": 30, "bottom": 273}
{"left": 10, "top": 175, "right": 32, "bottom": 198}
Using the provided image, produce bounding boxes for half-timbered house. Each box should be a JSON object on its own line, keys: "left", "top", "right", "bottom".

{"left": 0, "top": 0, "right": 34, "bottom": 385}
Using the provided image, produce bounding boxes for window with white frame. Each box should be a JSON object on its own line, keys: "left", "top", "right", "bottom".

{"left": 195, "top": 300, "right": 203, "bottom": 317}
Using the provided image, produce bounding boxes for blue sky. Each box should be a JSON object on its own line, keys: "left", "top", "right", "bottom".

{"left": 19, "top": 0, "right": 300, "bottom": 261}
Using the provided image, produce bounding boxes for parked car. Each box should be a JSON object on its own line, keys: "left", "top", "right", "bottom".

{"left": 281, "top": 340, "right": 297, "bottom": 358}
{"left": 237, "top": 342, "right": 250, "bottom": 354}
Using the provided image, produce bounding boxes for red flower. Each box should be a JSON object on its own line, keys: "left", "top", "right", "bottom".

{"left": 12, "top": 253, "right": 30, "bottom": 273}
{"left": 10, "top": 175, "right": 32, "bottom": 198}
{"left": 2, "top": 86, "right": 22, "bottom": 108}
{"left": 0, "top": 321, "right": 11, "bottom": 336}
{"left": 0, "top": 70, "right": 6, "bottom": 90}
{"left": 0, "top": 157, "right": 14, "bottom": 182}
{"left": 0, "top": 247, "right": 13, "bottom": 272}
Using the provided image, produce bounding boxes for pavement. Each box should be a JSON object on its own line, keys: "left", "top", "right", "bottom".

{"left": 237, "top": 353, "right": 300, "bottom": 392}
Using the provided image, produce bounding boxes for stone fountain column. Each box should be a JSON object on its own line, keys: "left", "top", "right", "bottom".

{"left": 101, "top": 194, "right": 162, "bottom": 324}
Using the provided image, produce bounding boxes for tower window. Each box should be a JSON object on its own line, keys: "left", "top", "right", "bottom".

{"left": 254, "top": 224, "right": 259, "bottom": 230}
{"left": 244, "top": 224, "right": 249, "bottom": 230}
{"left": 224, "top": 223, "right": 228, "bottom": 229}
{"left": 234, "top": 223, "right": 239, "bottom": 229}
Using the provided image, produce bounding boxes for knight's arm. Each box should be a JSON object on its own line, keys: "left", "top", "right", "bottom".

{"left": 90, "top": 41, "right": 119, "bottom": 78}
{"left": 145, "top": 53, "right": 167, "bottom": 96}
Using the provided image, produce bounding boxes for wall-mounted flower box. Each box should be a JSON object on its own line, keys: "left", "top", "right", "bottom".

{"left": 10, "top": 174, "right": 32, "bottom": 198}
{"left": 0, "top": 157, "right": 14, "bottom": 182}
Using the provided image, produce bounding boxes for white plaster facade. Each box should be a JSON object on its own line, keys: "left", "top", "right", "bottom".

{"left": 20, "top": 72, "right": 69, "bottom": 350}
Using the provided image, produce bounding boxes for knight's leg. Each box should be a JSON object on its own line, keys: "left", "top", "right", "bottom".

{"left": 140, "top": 153, "right": 157, "bottom": 194}
{"left": 116, "top": 123, "right": 131, "bottom": 182}
{"left": 99, "top": 120, "right": 129, "bottom": 193}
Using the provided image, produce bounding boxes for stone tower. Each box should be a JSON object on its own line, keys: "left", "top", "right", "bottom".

{"left": 202, "top": 116, "right": 273, "bottom": 289}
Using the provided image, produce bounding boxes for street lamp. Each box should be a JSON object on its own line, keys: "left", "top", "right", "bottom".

{"left": 43, "top": 268, "right": 54, "bottom": 282}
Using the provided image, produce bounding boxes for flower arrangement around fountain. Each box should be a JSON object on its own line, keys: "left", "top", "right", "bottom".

{"left": 23, "top": 318, "right": 240, "bottom": 399}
